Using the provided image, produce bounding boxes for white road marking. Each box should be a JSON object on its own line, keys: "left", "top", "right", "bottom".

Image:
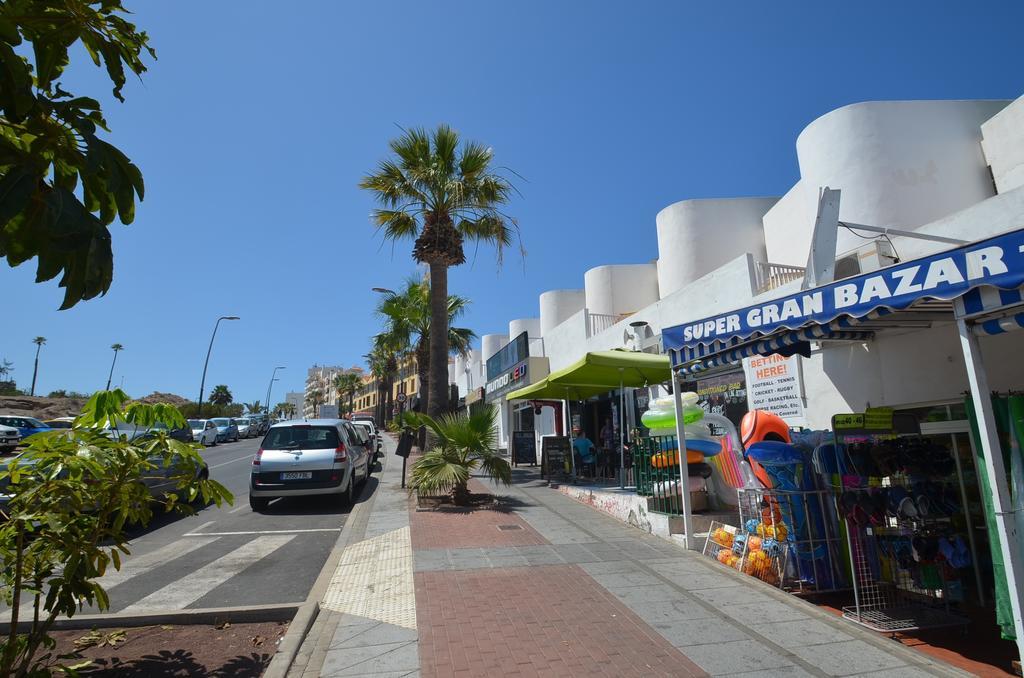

{"left": 100, "top": 538, "right": 219, "bottom": 589}
{"left": 121, "top": 535, "right": 296, "bottom": 613}
{"left": 182, "top": 528, "right": 341, "bottom": 537}
{"left": 189, "top": 520, "right": 215, "bottom": 534}
{"left": 229, "top": 497, "right": 249, "bottom": 513}
{"left": 208, "top": 454, "right": 254, "bottom": 470}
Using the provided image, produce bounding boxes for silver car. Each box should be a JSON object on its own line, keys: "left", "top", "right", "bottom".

{"left": 0, "top": 424, "right": 19, "bottom": 453}
{"left": 233, "top": 417, "right": 254, "bottom": 438}
{"left": 249, "top": 419, "right": 370, "bottom": 512}
{"left": 189, "top": 419, "right": 220, "bottom": 446}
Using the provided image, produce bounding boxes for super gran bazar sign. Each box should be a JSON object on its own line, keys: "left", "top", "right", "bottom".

{"left": 667, "top": 228, "right": 1024, "bottom": 348}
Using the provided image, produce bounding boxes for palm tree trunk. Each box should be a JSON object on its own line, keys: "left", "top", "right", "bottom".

{"left": 427, "top": 263, "right": 449, "bottom": 418}
{"left": 30, "top": 345, "right": 40, "bottom": 397}
{"left": 415, "top": 339, "right": 430, "bottom": 449}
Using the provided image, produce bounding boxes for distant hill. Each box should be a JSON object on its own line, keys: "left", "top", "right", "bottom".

{"left": 0, "top": 392, "right": 191, "bottom": 420}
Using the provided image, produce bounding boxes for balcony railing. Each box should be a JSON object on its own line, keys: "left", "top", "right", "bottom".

{"left": 587, "top": 312, "right": 619, "bottom": 337}
{"left": 754, "top": 261, "right": 806, "bottom": 294}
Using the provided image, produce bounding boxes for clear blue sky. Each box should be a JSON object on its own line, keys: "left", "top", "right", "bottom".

{"left": 4, "top": 1, "right": 1024, "bottom": 403}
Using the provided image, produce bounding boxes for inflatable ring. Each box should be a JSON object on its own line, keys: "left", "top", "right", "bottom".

{"left": 641, "top": 404, "right": 704, "bottom": 430}
{"left": 740, "top": 409, "right": 791, "bottom": 447}
{"left": 650, "top": 449, "right": 704, "bottom": 468}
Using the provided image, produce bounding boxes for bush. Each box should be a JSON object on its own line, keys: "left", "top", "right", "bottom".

{"left": 0, "top": 390, "right": 233, "bottom": 675}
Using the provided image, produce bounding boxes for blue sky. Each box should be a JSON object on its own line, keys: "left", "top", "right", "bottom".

{"left": 4, "top": 1, "right": 1024, "bottom": 403}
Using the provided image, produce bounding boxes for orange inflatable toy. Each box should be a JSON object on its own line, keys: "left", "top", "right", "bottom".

{"left": 740, "top": 409, "right": 791, "bottom": 489}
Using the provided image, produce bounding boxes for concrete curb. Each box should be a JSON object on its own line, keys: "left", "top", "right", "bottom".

{"left": 0, "top": 603, "right": 298, "bottom": 634}
{"left": 262, "top": 435, "right": 394, "bottom": 678}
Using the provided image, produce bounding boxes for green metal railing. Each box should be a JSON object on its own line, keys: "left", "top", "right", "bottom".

{"left": 634, "top": 435, "right": 687, "bottom": 515}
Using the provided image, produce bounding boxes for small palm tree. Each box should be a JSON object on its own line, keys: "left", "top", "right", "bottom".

{"left": 361, "top": 125, "right": 519, "bottom": 420}
{"left": 209, "top": 384, "right": 233, "bottom": 406}
{"left": 307, "top": 389, "right": 324, "bottom": 417}
{"left": 375, "top": 278, "right": 475, "bottom": 415}
{"left": 245, "top": 401, "right": 263, "bottom": 415}
{"left": 105, "top": 343, "right": 123, "bottom": 391}
{"left": 30, "top": 336, "right": 46, "bottom": 396}
{"left": 404, "top": 407, "right": 511, "bottom": 505}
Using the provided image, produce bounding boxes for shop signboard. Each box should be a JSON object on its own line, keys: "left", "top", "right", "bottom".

{"left": 512, "top": 430, "right": 537, "bottom": 466}
{"left": 484, "top": 360, "right": 529, "bottom": 401}
{"left": 486, "top": 332, "right": 529, "bottom": 381}
{"left": 695, "top": 371, "right": 747, "bottom": 428}
{"left": 742, "top": 354, "right": 806, "bottom": 426}
{"left": 664, "top": 227, "right": 1024, "bottom": 357}
{"left": 542, "top": 435, "right": 570, "bottom": 478}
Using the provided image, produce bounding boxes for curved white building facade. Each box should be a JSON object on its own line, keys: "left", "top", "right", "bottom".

{"left": 584, "top": 263, "right": 659, "bottom": 317}
{"left": 539, "top": 289, "right": 586, "bottom": 335}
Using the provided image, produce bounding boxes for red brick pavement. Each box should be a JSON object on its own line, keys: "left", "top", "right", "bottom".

{"left": 415, "top": 565, "right": 707, "bottom": 678}
{"left": 410, "top": 479, "right": 547, "bottom": 550}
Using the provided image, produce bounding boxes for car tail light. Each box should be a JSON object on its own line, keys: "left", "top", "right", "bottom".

{"left": 334, "top": 443, "right": 347, "bottom": 463}
{"left": 253, "top": 449, "right": 263, "bottom": 466}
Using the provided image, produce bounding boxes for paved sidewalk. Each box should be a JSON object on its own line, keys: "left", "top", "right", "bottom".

{"left": 294, "top": 454, "right": 967, "bottom": 677}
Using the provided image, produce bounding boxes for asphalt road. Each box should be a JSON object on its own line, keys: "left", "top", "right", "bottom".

{"left": 4, "top": 434, "right": 379, "bottom": 617}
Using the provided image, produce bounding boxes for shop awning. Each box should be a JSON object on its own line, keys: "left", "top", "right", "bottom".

{"left": 663, "top": 227, "right": 1024, "bottom": 373}
{"left": 506, "top": 350, "right": 671, "bottom": 401}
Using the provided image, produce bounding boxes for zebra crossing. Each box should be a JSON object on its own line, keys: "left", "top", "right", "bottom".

{"left": 1, "top": 529, "right": 339, "bottom": 619}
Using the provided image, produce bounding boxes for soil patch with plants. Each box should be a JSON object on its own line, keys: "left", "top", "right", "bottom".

{"left": 416, "top": 490, "right": 501, "bottom": 511}
{"left": 43, "top": 621, "right": 287, "bottom": 676}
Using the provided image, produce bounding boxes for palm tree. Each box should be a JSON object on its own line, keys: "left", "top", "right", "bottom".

{"left": 333, "top": 372, "right": 362, "bottom": 417}
{"left": 30, "top": 336, "right": 46, "bottom": 396}
{"left": 403, "top": 407, "right": 511, "bottom": 506}
{"left": 245, "top": 401, "right": 263, "bottom": 415}
{"left": 307, "top": 389, "right": 324, "bottom": 417}
{"left": 375, "top": 278, "right": 475, "bottom": 416}
{"left": 106, "top": 343, "right": 123, "bottom": 391}
{"left": 361, "top": 125, "right": 519, "bottom": 419}
{"left": 209, "top": 384, "right": 233, "bottom": 406}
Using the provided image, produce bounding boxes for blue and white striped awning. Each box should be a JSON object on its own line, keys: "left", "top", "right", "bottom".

{"left": 958, "top": 285, "right": 1024, "bottom": 335}
{"left": 663, "top": 227, "right": 1024, "bottom": 373}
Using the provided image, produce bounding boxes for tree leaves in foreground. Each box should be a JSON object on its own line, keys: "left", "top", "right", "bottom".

{"left": 0, "top": 1, "right": 155, "bottom": 309}
{"left": 0, "top": 389, "right": 233, "bottom": 676}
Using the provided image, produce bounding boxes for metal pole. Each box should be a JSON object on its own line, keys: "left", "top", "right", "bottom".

{"left": 197, "top": 316, "right": 238, "bottom": 417}
{"left": 956, "top": 301, "right": 1024, "bottom": 661}
{"left": 619, "top": 369, "right": 625, "bottom": 490}
{"left": 671, "top": 372, "right": 693, "bottom": 549}
{"left": 265, "top": 366, "right": 285, "bottom": 419}
{"left": 105, "top": 346, "right": 120, "bottom": 391}
{"left": 565, "top": 391, "right": 576, "bottom": 481}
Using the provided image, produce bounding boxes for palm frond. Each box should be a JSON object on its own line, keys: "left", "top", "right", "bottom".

{"left": 409, "top": 450, "right": 470, "bottom": 495}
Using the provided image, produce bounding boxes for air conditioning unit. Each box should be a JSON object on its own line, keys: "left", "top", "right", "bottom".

{"left": 623, "top": 323, "right": 659, "bottom": 353}
{"left": 834, "top": 240, "right": 898, "bottom": 280}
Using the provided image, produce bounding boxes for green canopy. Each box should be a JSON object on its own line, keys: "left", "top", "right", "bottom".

{"left": 506, "top": 350, "right": 670, "bottom": 401}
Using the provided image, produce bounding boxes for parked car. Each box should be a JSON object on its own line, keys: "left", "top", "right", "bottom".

{"left": 0, "top": 415, "right": 51, "bottom": 441}
{"left": 0, "top": 424, "right": 20, "bottom": 453}
{"left": 351, "top": 420, "right": 380, "bottom": 459}
{"left": 211, "top": 417, "right": 239, "bottom": 443}
{"left": 347, "top": 420, "right": 374, "bottom": 460}
{"left": 233, "top": 417, "right": 254, "bottom": 438}
{"left": 249, "top": 419, "right": 370, "bottom": 512}
{"left": 188, "top": 419, "right": 220, "bottom": 447}
{"left": 44, "top": 417, "right": 75, "bottom": 429}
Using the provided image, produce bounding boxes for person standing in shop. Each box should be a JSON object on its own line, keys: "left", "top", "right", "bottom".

{"left": 600, "top": 417, "right": 615, "bottom": 478}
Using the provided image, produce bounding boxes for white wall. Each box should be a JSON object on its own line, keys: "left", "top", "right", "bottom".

{"left": 766, "top": 100, "right": 1009, "bottom": 267}
{"left": 584, "top": 263, "right": 659, "bottom": 317}
{"left": 656, "top": 197, "right": 777, "bottom": 296}
{"left": 508, "top": 317, "right": 544, "bottom": 356}
{"left": 541, "top": 308, "right": 589, "bottom": 372}
{"left": 762, "top": 181, "right": 818, "bottom": 267}
{"left": 540, "top": 289, "right": 586, "bottom": 336}
{"left": 982, "top": 94, "right": 1024, "bottom": 194}
{"left": 799, "top": 323, "right": 1024, "bottom": 429}
{"left": 481, "top": 334, "right": 509, "bottom": 362}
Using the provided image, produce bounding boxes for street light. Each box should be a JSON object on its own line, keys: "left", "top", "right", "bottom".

{"left": 371, "top": 287, "right": 396, "bottom": 295}
{"left": 265, "top": 366, "right": 285, "bottom": 419}
{"left": 197, "top": 316, "right": 239, "bottom": 417}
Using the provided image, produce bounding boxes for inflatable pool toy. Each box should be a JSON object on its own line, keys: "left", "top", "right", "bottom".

{"left": 740, "top": 409, "right": 791, "bottom": 447}
{"left": 647, "top": 425, "right": 722, "bottom": 456}
{"left": 642, "top": 405, "right": 704, "bottom": 429}
{"left": 650, "top": 449, "right": 704, "bottom": 468}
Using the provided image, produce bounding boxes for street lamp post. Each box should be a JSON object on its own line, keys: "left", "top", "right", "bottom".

{"left": 197, "top": 316, "right": 239, "bottom": 417}
{"left": 265, "top": 366, "right": 285, "bottom": 420}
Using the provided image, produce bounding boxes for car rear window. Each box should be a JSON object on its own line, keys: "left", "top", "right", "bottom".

{"left": 262, "top": 425, "right": 339, "bottom": 450}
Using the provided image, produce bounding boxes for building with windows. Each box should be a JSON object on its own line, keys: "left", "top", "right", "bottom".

{"left": 303, "top": 364, "right": 363, "bottom": 418}
{"left": 284, "top": 391, "right": 304, "bottom": 419}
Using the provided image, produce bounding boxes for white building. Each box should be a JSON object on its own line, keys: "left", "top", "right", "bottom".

{"left": 284, "top": 391, "right": 304, "bottom": 419}
{"left": 304, "top": 365, "right": 362, "bottom": 418}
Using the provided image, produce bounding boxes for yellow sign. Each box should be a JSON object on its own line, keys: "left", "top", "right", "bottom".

{"left": 833, "top": 414, "right": 864, "bottom": 429}
{"left": 864, "top": 407, "right": 894, "bottom": 430}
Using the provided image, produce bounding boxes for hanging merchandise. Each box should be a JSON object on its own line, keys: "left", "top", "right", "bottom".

{"left": 965, "top": 394, "right": 1024, "bottom": 641}
{"left": 833, "top": 415, "right": 972, "bottom": 633}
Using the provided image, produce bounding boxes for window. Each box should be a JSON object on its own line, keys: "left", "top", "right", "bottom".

{"left": 262, "top": 425, "right": 340, "bottom": 450}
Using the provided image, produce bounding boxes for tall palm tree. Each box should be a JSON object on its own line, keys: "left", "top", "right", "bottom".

{"left": 333, "top": 372, "right": 362, "bottom": 417}
{"left": 209, "top": 384, "right": 233, "bottom": 406}
{"left": 245, "top": 401, "right": 263, "bottom": 415}
{"left": 30, "top": 336, "right": 46, "bottom": 397}
{"left": 364, "top": 341, "right": 396, "bottom": 426}
{"left": 375, "top": 278, "right": 475, "bottom": 416}
{"left": 307, "top": 388, "right": 324, "bottom": 418}
{"left": 106, "top": 343, "right": 123, "bottom": 391}
{"left": 361, "top": 125, "right": 519, "bottom": 419}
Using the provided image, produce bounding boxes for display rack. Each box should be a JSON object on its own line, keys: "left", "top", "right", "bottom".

{"left": 737, "top": 487, "right": 847, "bottom": 593}
{"left": 832, "top": 414, "right": 971, "bottom": 633}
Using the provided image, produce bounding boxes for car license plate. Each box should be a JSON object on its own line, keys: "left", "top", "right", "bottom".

{"left": 281, "top": 471, "right": 312, "bottom": 480}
